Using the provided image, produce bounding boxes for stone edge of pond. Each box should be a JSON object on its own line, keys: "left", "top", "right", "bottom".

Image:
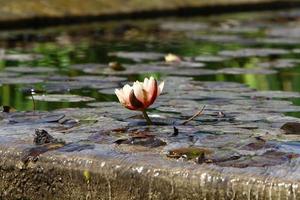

{"left": 0, "top": 143, "right": 298, "bottom": 200}
{"left": 0, "top": 0, "right": 300, "bottom": 30}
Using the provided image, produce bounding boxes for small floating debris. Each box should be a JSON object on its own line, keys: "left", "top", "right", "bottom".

{"left": 165, "top": 53, "right": 182, "bottom": 63}
{"left": 108, "top": 61, "right": 125, "bottom": 71}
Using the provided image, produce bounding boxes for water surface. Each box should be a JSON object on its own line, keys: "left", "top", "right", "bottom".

{"left": 0, "top": 9, "right": 300, "bottom": 116}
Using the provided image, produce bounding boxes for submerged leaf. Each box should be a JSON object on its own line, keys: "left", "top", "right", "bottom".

{"left": 281, "top": 122, "right": 300, "bottom": 135}
{"left": 167, "top": 147, "right": 213, "bottom": 160}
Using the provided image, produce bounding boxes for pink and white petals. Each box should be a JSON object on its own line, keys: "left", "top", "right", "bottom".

{"left": 115, "top": 89, "right": 125, "bottom": 104}
{"left": 115, "top": 84, "right": 135, "bottom": 110}
{"left": 115, "top": 76, "right": 164, "bottom": 110}
{"left": 158, "top": 81, "right": 164, "bottom": 96}
{"left": 133, "top": 81, "right": 146, "bottom": 104}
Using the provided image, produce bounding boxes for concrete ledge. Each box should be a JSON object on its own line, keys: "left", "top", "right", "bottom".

{"left": 0, "top": 139, "right": 299, "bottom": 200}
{"left": 0, "top": 0, "right": 299, "bottom": 29}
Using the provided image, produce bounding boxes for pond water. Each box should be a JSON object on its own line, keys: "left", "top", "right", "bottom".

{"left": 1, "top": 9, "right": 300, "bottom": 117}
{"left": 1, "top": 8, "right": 300, "bottom": 199}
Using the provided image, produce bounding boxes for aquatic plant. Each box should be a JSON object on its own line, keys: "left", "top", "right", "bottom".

{"left": 115, "top": 76, "right": 164, "bottom": 125}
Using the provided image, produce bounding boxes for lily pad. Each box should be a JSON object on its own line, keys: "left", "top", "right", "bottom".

{"left": 257, "top": 38, "right": 300, "bottom": 45}
{"left": 189, "top": 34, "right": 254, "bottom": 44}
{"left": 71, "top": 63, "right": 107, "bottom": 71}
{"left": 258, "top": 59, "right": 300, "bottom": 69}
{"left": 108, "top": 51, "right": 164, "bottom": 62}
{"left": 241, "top": 91, "right": 300, "bottom": 99}
{"left": 219, "top": 48, "right": 289, "bottom": 58}
{"left": 2, "top": 53, "right": 43, "bottom": 62}
{"left": 31, "top": 94, "right": 95, "bottom": 102}
{"left": 217, "top": 67, "right": 277, "bottom": 75}
{"left": 0, "top": 77, "right": 44, "bottom": 84}
{"left": 159, "top": 61, "right": 206, "bottom": 68}
{"left": 8, "top": 112, "right": 65, "bottom": 124}
{"left": 5, "top": 66, "right": 57, "bottom": 73}
{"left": 0, "top": 72, "right": 19, "bottom": 77}
{"left": 42, "top": 81, "right": 88, "bottom": 93}
{"left": 160, "top": 22, "right": 208, "bottom": 31}
{"left": 193, "top": 55, "right": 227, "bottom": 62}
{"left": 267, "top": 27, "right": 300, "bottom": 39}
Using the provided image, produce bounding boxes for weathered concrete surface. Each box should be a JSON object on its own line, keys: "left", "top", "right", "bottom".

{"left": 0, "top": 136, "right": 299, "bottom": 200}
{"left": 0, "top": 80, "right": 300, "bottom": 200}
{"left": 0, "top": 0, "right": 299, "bottom": 22}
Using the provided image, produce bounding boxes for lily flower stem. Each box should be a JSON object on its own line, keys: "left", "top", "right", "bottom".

{"left": 31, "top": 93, "right": 36, "bottom": 111}
{"left": 142, "top": 110, "right": 153, "bottom": 125}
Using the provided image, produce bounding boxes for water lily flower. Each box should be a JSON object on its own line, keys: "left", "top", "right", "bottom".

{"left": 115, "top": 76, "right": 164, "bottom": 125}
{"left": 165, "top": 53, "right": 182, "bottom": 63}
